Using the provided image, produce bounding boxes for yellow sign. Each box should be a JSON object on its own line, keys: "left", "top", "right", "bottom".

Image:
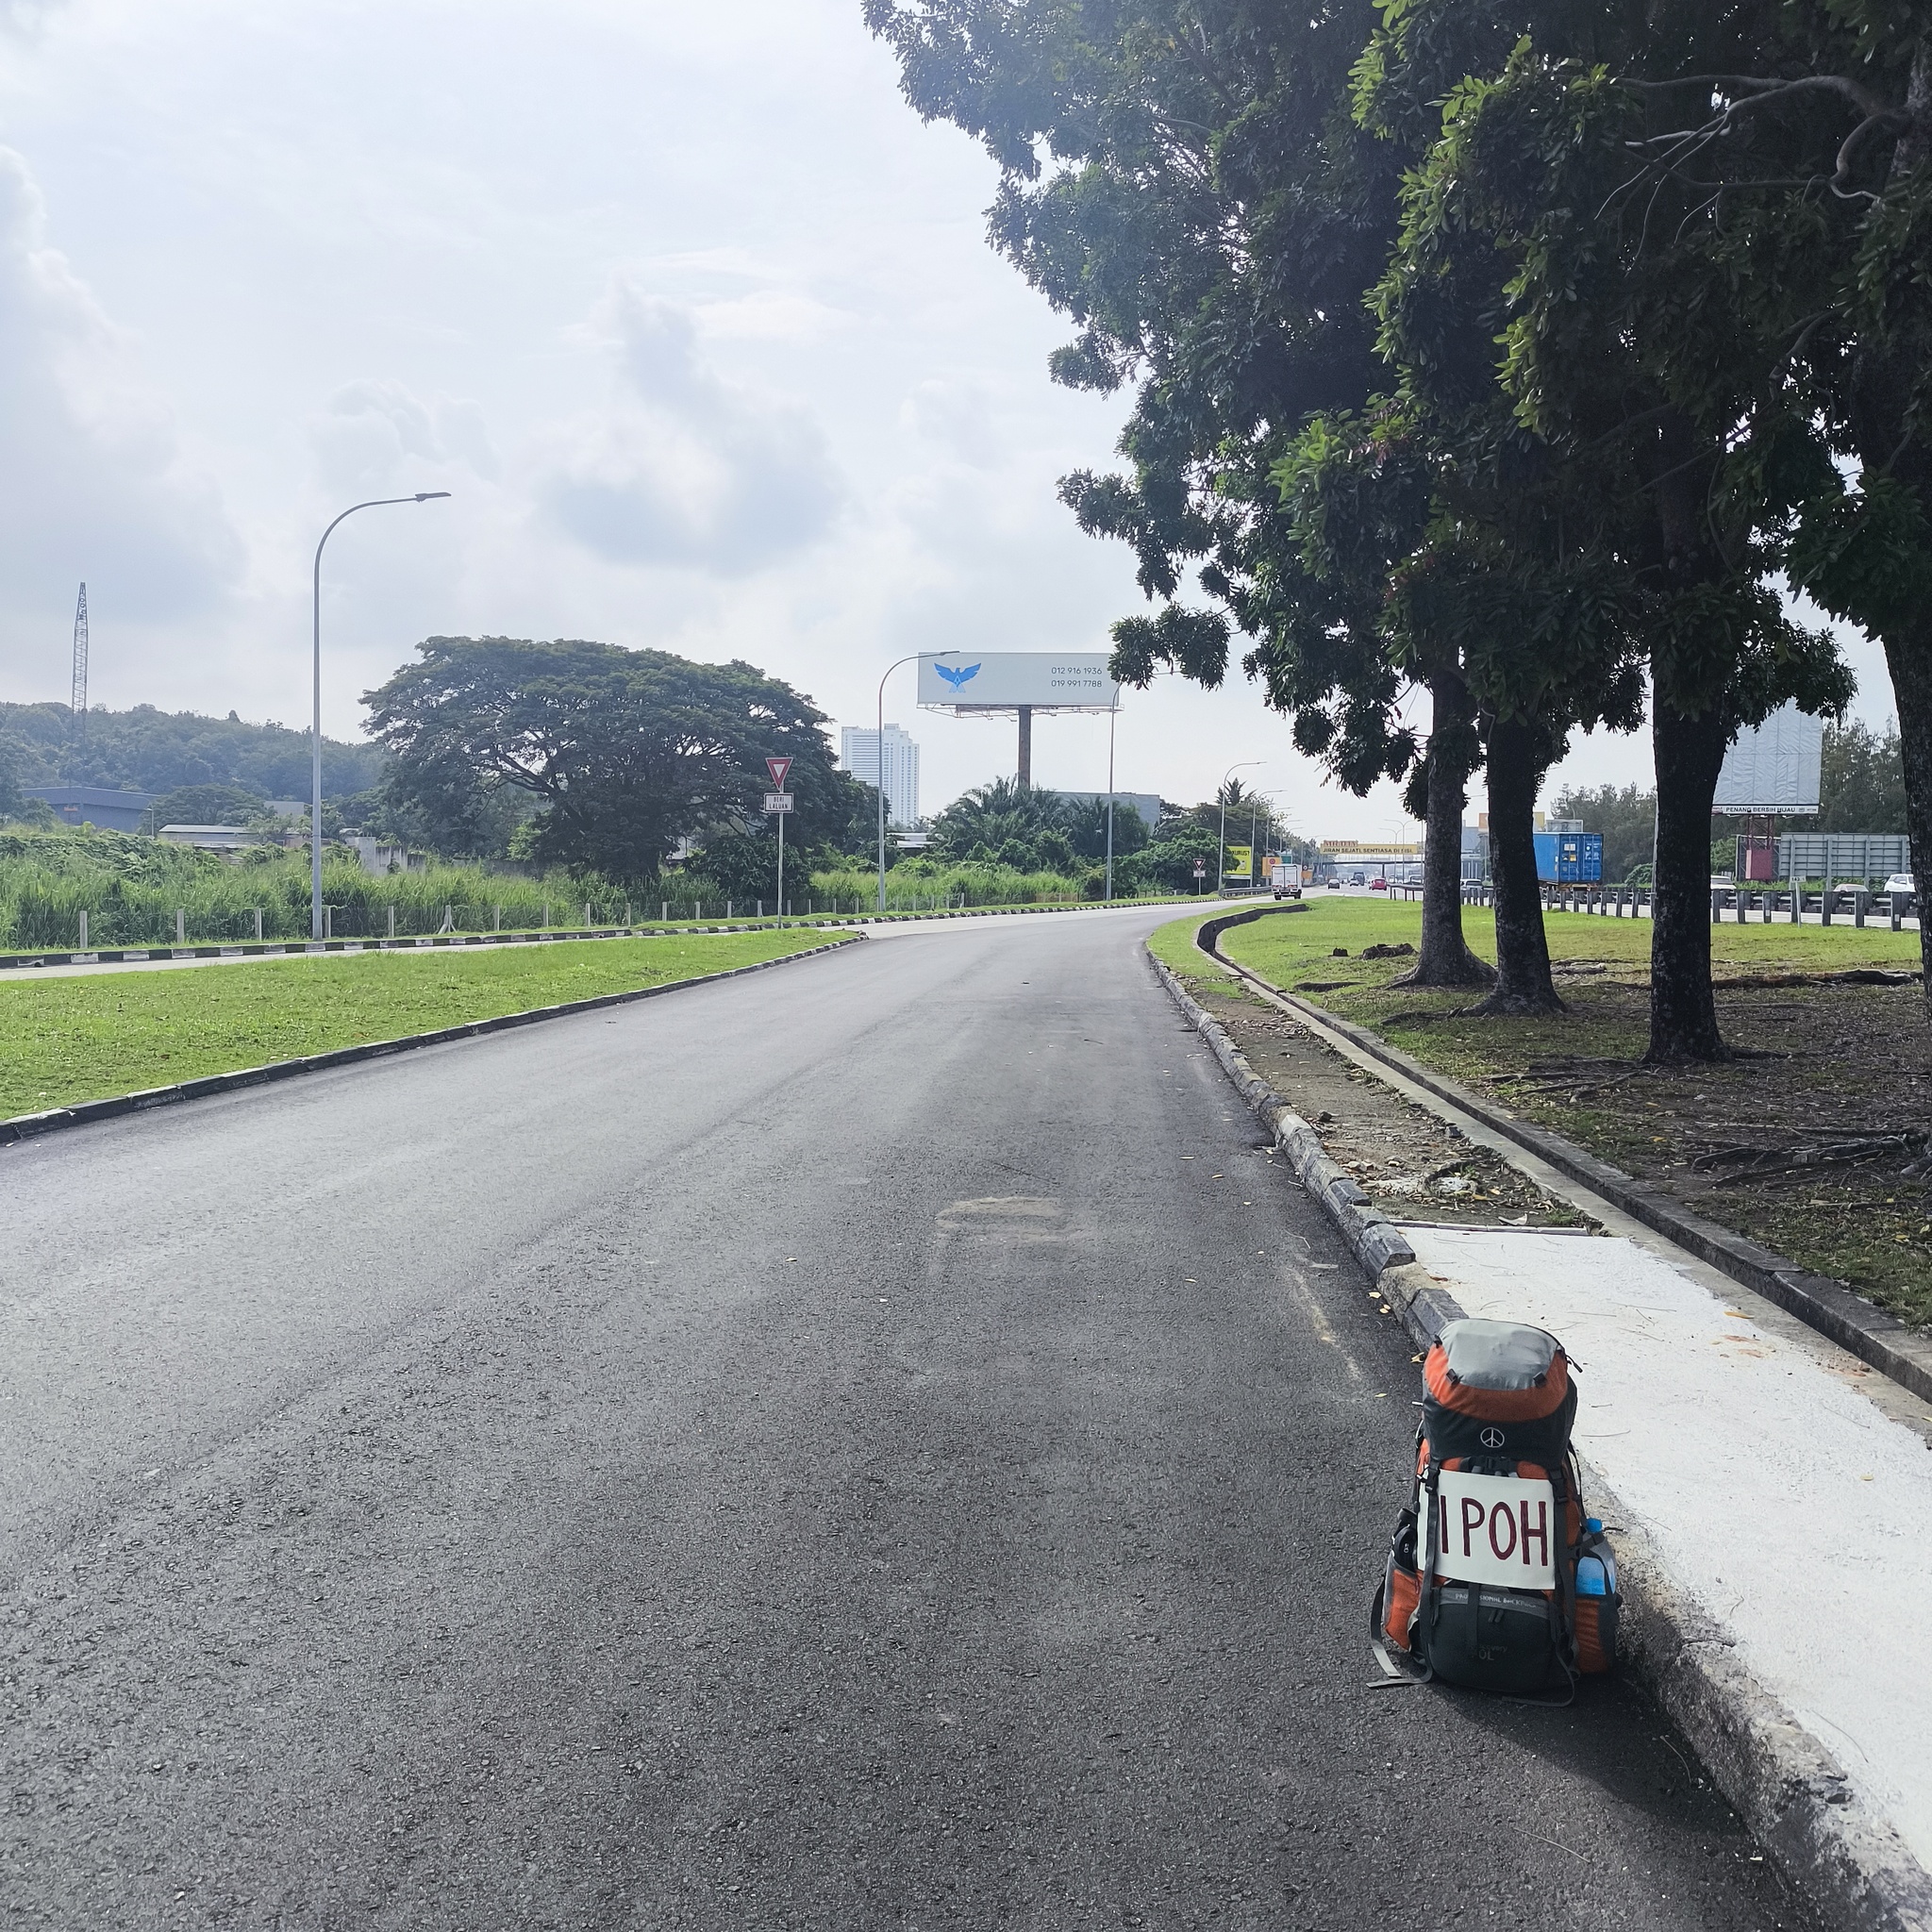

{"left": 1224, "top": 844, "right": 1252, "bottom": 880}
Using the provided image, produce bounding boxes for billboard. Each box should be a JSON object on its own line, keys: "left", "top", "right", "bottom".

{"left": 1713, "top": 702, "right": 1824, "bottom": 815}
{"left": 917, "top": 652, "right": 1119, "bottom": 710}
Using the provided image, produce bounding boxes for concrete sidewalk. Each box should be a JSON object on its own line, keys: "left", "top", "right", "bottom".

{"left": 1407, "top": 1222, "right": 1932, "bottom": 1892}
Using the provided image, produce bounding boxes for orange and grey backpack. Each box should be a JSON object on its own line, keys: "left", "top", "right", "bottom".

{"left": 1371, "top": 1318, "right": 1619, "bottom": 1697}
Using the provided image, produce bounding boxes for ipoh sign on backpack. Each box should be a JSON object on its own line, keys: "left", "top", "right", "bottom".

{"left": 1430, "top": 1470, "right": 1557, "bottom": 1590}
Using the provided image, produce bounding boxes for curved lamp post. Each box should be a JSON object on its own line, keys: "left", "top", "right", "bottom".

{"left": 1217, "top": 759, "right": 1264, "bottom": 899}
{"left": 874, "top": 650, "right": 957, "bottom": 914}
{"left": 310, "top": 493, "right": 451, "bottom": 941}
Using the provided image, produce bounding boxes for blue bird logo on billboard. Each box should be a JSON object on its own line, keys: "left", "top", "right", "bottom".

{"left": 934, "top": 661, "right": 981, "bottom": 691}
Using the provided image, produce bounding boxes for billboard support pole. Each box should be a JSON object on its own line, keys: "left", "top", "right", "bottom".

{"left": 1017, "top": 707, "right": 1032, "bottom": 788}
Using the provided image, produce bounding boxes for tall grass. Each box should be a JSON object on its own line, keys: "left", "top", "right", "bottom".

{"left": 0, "top": 830, "right": 621, "bottom": 946}
{"left": 809, "top": 861, "right": 1095, "bottom": 908}
{"left": 0, "top": 829, "right": 1189, "bottom": 948}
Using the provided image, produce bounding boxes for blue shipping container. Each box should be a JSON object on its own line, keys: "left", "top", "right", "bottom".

{"left": 1533, "top": 831, "right": 1603, "bottom": 883}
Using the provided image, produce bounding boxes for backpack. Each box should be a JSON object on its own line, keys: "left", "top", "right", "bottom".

{"left": 1372, "top": 1318, "right": 1619, "bottom": 1697}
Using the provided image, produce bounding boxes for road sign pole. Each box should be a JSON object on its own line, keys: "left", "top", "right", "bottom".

{"left": 762, "top": 757, "right": 795, "bottom": 920}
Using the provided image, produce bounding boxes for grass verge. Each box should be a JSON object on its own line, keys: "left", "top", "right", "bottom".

{"left": 1156, "top": 897, "right": 1932, "bottom": 1327}
{"left": 0, "top": 928, "right": 841, "bottom": 1119}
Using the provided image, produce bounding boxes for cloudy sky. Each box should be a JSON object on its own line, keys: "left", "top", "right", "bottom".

{"left": 0, "top": 0, "right": 1900, "bottom": 837}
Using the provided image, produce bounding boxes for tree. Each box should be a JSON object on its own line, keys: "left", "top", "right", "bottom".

{"left": 870, "top": 0, "right": 1508, "bottom": 987}
{"left": 1588, "top": 1, "right": 1932, "bottom": 999}
{"left": 1550, "top": 784, "right": 1658, "bottom": 886}
{"left": 681, "top": 826, "right": 856, "bottom": 906}
{"left": 1062, "top": 793, "right": 1149, "bottom": 863}
{"left": 149, "top": 784, "right": 264, "bottom": 828}
{"left": 1362, "top": 19, "right": 1853, "bottom": 1056}
{"left": 0, "top": 699, "right": 383, "bottom": 799}
{"left": 1142, "top": 815, "right": 1221, "bottom": 892}
{"left": 363, "top": 639, "right": 859, "bottom": 887}
{"left": 370, "top": 751, "right": 531, "bottom": 860}
{"left": 1818, "top": 722, "right": 1909, "bottom": 834}
{"left": 0, "top": 738, "right": 24, "bottom": 821}
{"left": 928, "top": 777, "right": 1072, "bottom": 869}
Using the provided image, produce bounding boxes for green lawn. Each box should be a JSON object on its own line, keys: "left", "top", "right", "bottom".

{"left": 0, "top": 929, "right": 844, "bottom": 1119}
{"left": 1161, "top": 893, "right": 1923, "bottom": 991}
{"left": 1157, "top": 898, "right": 1932, "bottom": 1325}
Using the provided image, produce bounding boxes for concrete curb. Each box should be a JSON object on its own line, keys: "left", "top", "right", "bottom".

{"left": 1149, "top": 951, "right": 1462, "bottom": 1345}
{"left": 0, "top": 934, "right": 864, "bottom": 1149}
{"left": 1201, "top": 931, "right": 1932, "bottom": 1407}
{"left": 0, "top": 923, "right": 639, "bottom": 972}
{"left": 1149, "top": 941, "right": 1932, "bottom": 1932}
{"left": 0, "top": 894, "right": 1219, "bottom": 973}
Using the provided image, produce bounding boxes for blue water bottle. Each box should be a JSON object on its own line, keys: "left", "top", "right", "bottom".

{"left": 1580, "top": 1517, "right": 1617, "bottom": 1595}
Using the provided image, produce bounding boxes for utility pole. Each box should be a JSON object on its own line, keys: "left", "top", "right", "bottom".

{"left": 1104, "top": 699, "right": 1117, "bottom": 902}
{"left": 876, "top": 654, "right": 957, "bottom": 913}
{"left": 70, "top": 584, "right": 88, "bottom": 736}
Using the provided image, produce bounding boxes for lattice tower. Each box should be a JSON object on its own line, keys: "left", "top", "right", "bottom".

{"left": 71, "top": 582, "right": 89, "bottom": 729}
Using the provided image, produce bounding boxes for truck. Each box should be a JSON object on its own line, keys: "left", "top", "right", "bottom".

{"left": 1270, "top": 861, "right": 1305, "bottom": 900}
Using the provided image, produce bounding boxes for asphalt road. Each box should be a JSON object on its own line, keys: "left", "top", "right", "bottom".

{"left": 1, "top": 908, "right": 1811, "bottom": 1930}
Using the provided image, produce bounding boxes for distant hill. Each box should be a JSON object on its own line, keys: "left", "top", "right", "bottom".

{"left": 0, "top": 702, "right": 384, "bottom": 801}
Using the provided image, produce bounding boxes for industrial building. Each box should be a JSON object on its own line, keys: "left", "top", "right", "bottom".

{"left": 23, "top": 786, "right": 154, "bottom": 834}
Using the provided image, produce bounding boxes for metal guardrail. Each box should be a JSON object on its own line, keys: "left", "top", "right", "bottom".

{"left": 1452, "top": 880, "right": 1921, "bottom": 931}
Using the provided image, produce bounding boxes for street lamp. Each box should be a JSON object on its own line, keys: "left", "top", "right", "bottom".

{"left": 875, "top": 650, "right": 957, "bottom": 914}
{"left": 1104, "top": 695, "right": 1119, "bottom": 903}
{"left": 1217, "top": 759, "right": 1264, "bottom": 900}
{"left": 310, "top": 493, "right": 450, "bottom": 941}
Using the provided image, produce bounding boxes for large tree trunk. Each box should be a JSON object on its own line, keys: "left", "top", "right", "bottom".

{"left": 1883, "top": 629, "right": 1932, "bottom": 1002}
{"left": 1845, "top": 39, "right": 1932, "bottom": 1008}
{"left": 1466, "top": 714, "right": 1562, "bottom": 1015}
{"left": 1648, "top": 698, "right": 1730, "bottom": 1061}
{"left": 1396, "top": 670, "right": 1494, "bottom": 989}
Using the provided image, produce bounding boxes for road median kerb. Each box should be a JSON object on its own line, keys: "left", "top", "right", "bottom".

{"left": 0, "top": 933, "right": 865, "bottom": 1149}
{"left": 1148, "top": 937, "right": 1932, "bottom": 1932}
{"left": 1200, "top": 926, "right": 1932, "bottom": 1409}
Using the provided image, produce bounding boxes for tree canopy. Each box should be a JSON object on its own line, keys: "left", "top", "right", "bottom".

{"left": 0, "top": 701, "right": 381, "bottom": 801}
{"left": 363, "top": 639, "right": 868, "bottom": 886}
{"left": 871, "top": 0, "right": 1932, "bottom": 1045}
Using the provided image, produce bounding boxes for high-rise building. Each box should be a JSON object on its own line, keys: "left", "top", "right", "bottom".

{"left": 841, "top": 724, "right": 920, "bottom": 826}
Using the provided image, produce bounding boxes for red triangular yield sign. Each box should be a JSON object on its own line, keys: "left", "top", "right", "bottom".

{"left": 765, "top": 756, "right": 793, "bottom": 791}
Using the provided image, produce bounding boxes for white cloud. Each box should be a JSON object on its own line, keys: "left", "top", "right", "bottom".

{"left": 695, "top": 288, "right": 848, "bottom": 342}
{"left": 309, "top": 377, "right": 500, "bottom": 494}
{"left": 534, "top": 281, "right": 843, "bottom": 576}
{"left": 899, "top": 375, "right": 1004, "bottom": 470}
{"left": 0, "top": 145, "right": 241, "bottom": 626}
{"left": 0, "top": 1, "right": 64, "bottom": 43}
